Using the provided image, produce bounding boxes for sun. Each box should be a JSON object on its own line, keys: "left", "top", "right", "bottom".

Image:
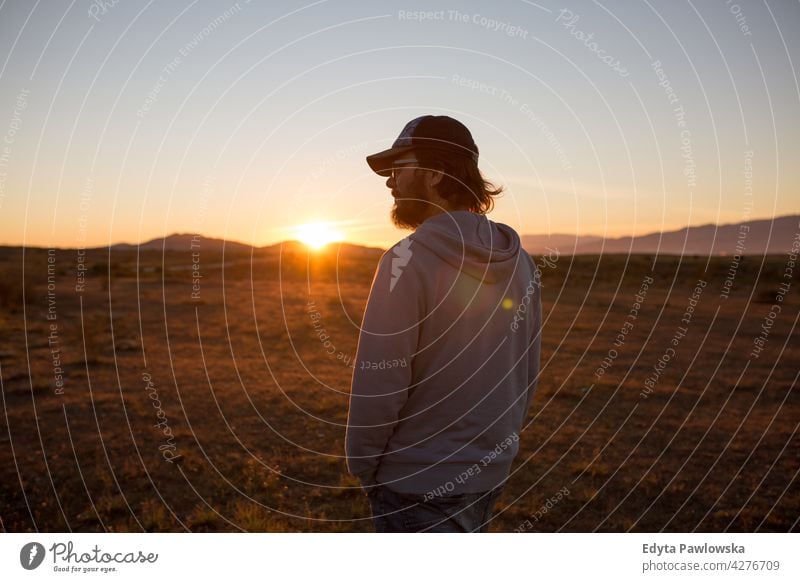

{"left": 295, "top": 222, "right": 344, "bottom": 250}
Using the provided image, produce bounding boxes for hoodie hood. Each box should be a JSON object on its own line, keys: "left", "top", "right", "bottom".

{"left": 409, "top": 211, "right": 524, "bottom": 283}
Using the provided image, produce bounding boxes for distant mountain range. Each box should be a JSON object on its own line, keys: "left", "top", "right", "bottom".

{"left": 97, "top": 214, "right": 799, "bottom": 256}
{"left": 107, "top": 234, "right": 383, "bottom": 257}
{"left": 521, "top": 215, "right": 799, "bottom": 255}
{"left": 109, "top": 233, "right": 254, "bottom": 253}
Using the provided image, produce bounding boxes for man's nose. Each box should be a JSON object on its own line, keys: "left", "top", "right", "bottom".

{"left": 386, "top": 175, "right": 395, "bottom": 189}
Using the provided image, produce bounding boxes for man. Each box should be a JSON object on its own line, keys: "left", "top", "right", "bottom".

{"left": 345, "top": 115, "right": 542, "bottom": 532}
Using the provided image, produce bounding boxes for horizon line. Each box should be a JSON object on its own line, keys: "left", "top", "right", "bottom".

{"left": 2, "top": 212, "right": 797, "bottom": 251}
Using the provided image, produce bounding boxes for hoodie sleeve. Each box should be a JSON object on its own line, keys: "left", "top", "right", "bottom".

{"left": 345, "top": 242, "right": 422, "bottom": 489}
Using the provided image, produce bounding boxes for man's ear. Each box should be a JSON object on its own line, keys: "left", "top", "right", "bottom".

{"left": 426, "top": 169, "right": 443, "bottom": 188}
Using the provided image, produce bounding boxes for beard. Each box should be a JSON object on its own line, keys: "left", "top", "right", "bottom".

{"left": 391, "top": 198, "right": 430, "bottom": 229}
{"left": 390, "top": 174, "right": 430, "bottom": 230}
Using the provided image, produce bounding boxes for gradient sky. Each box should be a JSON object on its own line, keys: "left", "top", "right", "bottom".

{"left": 0, "top": 0, "right": 798, "bottom": 249}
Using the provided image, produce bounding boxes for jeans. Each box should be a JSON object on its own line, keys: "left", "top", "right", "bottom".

{"left": 366, "top": 484, "right": 504, "bottom": 532}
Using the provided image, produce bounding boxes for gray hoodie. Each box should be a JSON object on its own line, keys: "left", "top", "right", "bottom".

{"left": 345, "top": 210, "right": 541, "bottom": 496}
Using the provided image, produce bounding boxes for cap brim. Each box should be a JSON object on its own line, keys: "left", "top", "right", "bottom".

{"left": 366, "top": 145, "right": 415, "bottom": 177}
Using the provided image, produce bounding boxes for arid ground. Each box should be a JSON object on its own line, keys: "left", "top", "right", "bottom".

{"left": 1, "top": 244, "right": 797, "bottom": 532}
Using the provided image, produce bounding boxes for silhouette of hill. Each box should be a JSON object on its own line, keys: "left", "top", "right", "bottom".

{"left": 521, "top": 215, "right": 799, "bottom": 255}
{"left": 520, "top": 234, "right": 603, "bottom": 255}
{"left": 105, "top": 235, "right": 385, "bottom": 259}
{"left": 108, "top": 233, "right": 253, "bottom": 253}
{"left": 5, "top": 215, "right": 795, "bottom": 257}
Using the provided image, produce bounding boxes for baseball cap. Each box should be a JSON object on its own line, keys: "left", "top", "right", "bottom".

{"left": 366, "top": 115, "right": 479, "bottom": 177}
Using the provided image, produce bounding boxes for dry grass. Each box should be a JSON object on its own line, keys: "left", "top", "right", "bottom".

{"left": 0, "top": 246, "right": 797, "bottom": 532}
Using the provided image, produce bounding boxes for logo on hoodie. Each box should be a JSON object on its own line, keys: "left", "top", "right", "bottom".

{"left": 389, "top": 238, "right": 413, "bottom": 292}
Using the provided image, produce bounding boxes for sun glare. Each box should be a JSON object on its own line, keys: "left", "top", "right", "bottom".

{"left": 295, "top": 222, "right": 344, "bottom": 250}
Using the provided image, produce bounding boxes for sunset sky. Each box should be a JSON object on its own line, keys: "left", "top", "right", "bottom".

{"left": 0, "top": 0, "right": 798, "bottom": 250}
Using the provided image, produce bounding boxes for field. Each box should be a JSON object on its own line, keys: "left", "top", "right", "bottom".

{"left": 1, "top": 244, "right": 798, "bottom": 532}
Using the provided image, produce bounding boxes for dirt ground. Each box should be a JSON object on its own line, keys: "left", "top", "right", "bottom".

{"left": 1, "top": 245, "right": 797, "bottom": 532}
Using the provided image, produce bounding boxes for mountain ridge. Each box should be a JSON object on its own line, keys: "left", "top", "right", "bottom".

{"left": 6, "top": 215, "right": 797, "bottom": 255}
{"left": 522, "top": 214, "right": 799, "bottom": 255}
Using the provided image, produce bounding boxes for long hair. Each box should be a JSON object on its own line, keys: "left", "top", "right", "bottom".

{"left": 415, "top": 148, "right": 503, "bottom": 214}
